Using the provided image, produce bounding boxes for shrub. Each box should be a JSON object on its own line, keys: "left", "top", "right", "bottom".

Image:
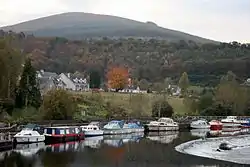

{"left": 41, "top": 89, "right": 76, "bottom": 120}
{"left": 152, "top": 100, "right": 174, "bottom": 117}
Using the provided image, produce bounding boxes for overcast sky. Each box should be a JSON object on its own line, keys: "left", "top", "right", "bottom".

{"left": 1, "top": 0, "right": 250, "bottom": 43}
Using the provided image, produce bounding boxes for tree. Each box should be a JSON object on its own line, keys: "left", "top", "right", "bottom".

{"left": 15, "top": 58, "right": 41, "bottom": 108}
{"left": 215, "top": 71, "right": 249, "bottom": 115}
{"left": 152, "top": 100, "right": 174, "bottom": 117}
{"left": 89, "top": 70, "right": 101, "bottom": 89}
{"left": 0, "top": 39, "right": 23, "bottom": 100}
{"left": 107, "top": 66, "right": 128, "bottom": 91}
{"left": 138, "top": 79, "right": 149, "bottom": 90}
{"left": 178, "top": 72, "right": 189, "bottom": 96}
{"left": 198, "top": 92, "right": 214, "bottom": 112}
{"left": 41, "top": 89, "right": 76, "bottom": 120}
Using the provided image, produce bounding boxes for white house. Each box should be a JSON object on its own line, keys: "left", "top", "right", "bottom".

{"left": 59, "top": 73, "right": 89, "bottom": 91}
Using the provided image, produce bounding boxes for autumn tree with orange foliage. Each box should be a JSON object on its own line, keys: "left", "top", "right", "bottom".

{"left": 107, "top": 67, "right": 129, "bottom": 91}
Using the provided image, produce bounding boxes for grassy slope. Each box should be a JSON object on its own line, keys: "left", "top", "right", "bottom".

{"left": 79, "top": 92, "right": 187, "bottom": 116}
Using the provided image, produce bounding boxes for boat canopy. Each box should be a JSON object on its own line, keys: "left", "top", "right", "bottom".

{"left": 23, "top": 124, "right": 41, "bottom": 130}
{"left": 158, "top": 118, "right": 174, "bottom": 123}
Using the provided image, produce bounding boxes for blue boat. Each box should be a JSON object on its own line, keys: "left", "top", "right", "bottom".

{"left": 103, "top": 120, "right": 133, "bottom": 135}
{"left": 126, "top": 120, "right": 145, "bottom": 133}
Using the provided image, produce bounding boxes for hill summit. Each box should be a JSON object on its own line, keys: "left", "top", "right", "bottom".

{"left": 1, "top": 12, "right": 216, "bottom": 43}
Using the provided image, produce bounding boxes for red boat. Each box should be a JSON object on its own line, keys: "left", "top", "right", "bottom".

{"left": 44, "top": 126, "right": 85, "bottom": 144}
{"left": 209, "top": 120, "right": 223, "bottom": 130}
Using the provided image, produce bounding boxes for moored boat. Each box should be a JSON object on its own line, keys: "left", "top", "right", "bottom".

{"left": 146, "top": 117, "right": 179, "bottom": 131}
{"left": 81, "top": 122, "right": 104, "bottom": 137}
{"left": 241, "top": 118, "right": 250, "bottom": 128}
{"left": 190, "top": 119, "right": 210, "bottom": 129}
{"left": 221, "top": 116, "right": 242, "bottom": 128}
{"left": 13, "top": 124, "right": 45, "bottom": 144}
{"left": 125, "top": 120, "right": 145, "bottom": 133}
{"left": 44, "top": 126, "right": 84, "bottom": 144}
{"left": 209, "top": 120, "right": 222, "bottom": 131}
{"left": 103, "top": 120, "right": 132, "bottom": 135}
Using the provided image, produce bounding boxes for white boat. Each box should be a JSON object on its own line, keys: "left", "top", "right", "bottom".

{"left": 103, "top": 120, "right": 133, "bottom": 135}
{"left": 147, "top": 117, "right": 179, "bottom": 131}
{"left": 13, "top": 124, "right": 45, "bottom": 143}
{"left": 221, "top": 116, "right": 242, "bottom": 128}
{"left": 190, "top": 119, "right": 210, "bottom": 129}
{"left": 81, "top": 122, "right": 104, "bottom": 137}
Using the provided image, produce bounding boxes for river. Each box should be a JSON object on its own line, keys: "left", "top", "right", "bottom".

{"left": 0, "top": 131, "right": 246, "bottom": 167}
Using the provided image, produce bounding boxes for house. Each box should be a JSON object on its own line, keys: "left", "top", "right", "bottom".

{"left": 36, "top": 70, "right": 90, "bottom": 93}
{"left": 36, "top": 70, "right": 60, "bottom": 94}
{"left": 59, "top": 73, "right": 89, "bottom": 91}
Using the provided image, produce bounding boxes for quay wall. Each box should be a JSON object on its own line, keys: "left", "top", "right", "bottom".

{"left": 4, "top": 115, "right": 250, "bottom": 132}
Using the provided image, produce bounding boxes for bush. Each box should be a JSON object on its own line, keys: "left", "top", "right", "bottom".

{"left": 41, "top": 89, "right": 76, "bottom": 120}
{"left": 152, "top": 100, "right": 174, "bottom": 117}
{"left": 200, "top": 103, "right": 233, "bottom": 116}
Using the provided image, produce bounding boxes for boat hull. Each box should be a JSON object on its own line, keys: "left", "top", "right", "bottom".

{"left": 210, "top": 124, "right": 223, "bottom": 131}
{"left": 45, "top": 134, "right": 84, "bottom": 144}
{"left": 221, "top": 122, "right": 241, "bottom": 128}
{"left": 14, "top": 136, "right": 45, "bottom": 144}
{"left": 190, "top": 125, "right": 210, "bottom": 129}
{"left": 85, "top": 130, "right": 104, "bottom": 137}
{"left": 147, "top": 125, "right": 179, "bottom": 131}
{"left": 103, "top": 128, "right": 133, "bottom": 135}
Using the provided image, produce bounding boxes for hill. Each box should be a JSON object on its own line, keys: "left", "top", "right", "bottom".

{"left": 0, "top": 31, "right": 249, "bottom": 87}
{"left": 1, "top": 12, "right": 216, "bottom": 44}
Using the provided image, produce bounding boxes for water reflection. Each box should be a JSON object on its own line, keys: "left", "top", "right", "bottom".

{"left": 0, "top": 132, "right": 246, "bottom": 167}
{"left": 14, "top": 142, "right": 46, "bottom": 157}
{"left": 190, "top": 129, "right": 210, "bottom": 138}
{"left": 103, "top": 133, "right": 144, "bottom": 147}
{"left": 146, "top": 131, "right": 179, "bottom": 144}
{"left": 83, "top": 136, "right": 103, "bottom": 149}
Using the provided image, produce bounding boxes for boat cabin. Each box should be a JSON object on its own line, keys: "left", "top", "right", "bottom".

{"left": 22, "top": 124, "right": 44, "bottom": 135}
{"left": 158, "top": 118, "right": 175, "bottom": 124}
{"left": 44, "top": 126, "right": 82, "bottom": 136}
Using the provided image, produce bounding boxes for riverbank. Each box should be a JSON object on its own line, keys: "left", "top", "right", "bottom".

{"left": 76, "top": 91, "right": 188, "bottom": 115}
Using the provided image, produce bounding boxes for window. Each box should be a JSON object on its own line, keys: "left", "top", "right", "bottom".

{"left": 60, "top": 129, "right": 65, "bottom": 135}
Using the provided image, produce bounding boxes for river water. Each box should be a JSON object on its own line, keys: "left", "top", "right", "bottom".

{"left": 0, "top": 131, "right": 247, "bottom": 167}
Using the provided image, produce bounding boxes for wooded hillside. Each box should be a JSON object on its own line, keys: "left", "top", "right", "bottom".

{"left": 1, "top": 31, "right": 250, "bottom": 86}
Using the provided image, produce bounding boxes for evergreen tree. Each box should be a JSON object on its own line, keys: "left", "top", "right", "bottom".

{"left": 89, "top": 70, "right": 101, "bottom": 89}
{"left": 15, "top": 58, "right": 41, "bottom": 108}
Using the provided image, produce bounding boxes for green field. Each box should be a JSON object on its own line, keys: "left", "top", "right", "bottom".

{"left": 78, "top": 92, "right": 188, "bottom": 116}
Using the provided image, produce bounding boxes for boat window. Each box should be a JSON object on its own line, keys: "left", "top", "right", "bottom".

{"left": 69, "top": 128, "right": 75, "bottom": 133}
{"left": 55, "top": 129, "right": 61, "bottom": 135}
{"left": 60, "top": 129, "right": 65, "bottom": 135}
{"left": 46, "top": 128, "right": 52, "bottom": 134}
{"left": 66, "top": 129, "right": 70, "bottom": 134}
{"left": 93, "top": 127, "right": 97, "bottom": 130}
{"left": 75, "top": 128, "right": 79, "bottom": 133}
{"left": 52, "top": 129, "right": 55, "bottom": 135}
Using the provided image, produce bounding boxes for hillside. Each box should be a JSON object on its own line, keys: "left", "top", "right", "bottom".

{"left": 1, "top": 12, "right": 216, "bottom": 44}
{"left": 0, "top": 31, "right": 249, "bottom": 86}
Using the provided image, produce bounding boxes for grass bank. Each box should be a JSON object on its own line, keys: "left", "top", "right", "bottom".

{"left": 76, "top": 92, "right": 188, "bottom": 116}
